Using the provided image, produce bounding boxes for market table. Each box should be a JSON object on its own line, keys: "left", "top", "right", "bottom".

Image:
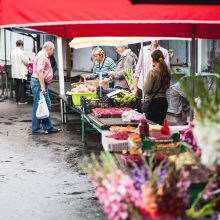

{"left": 59, "top": 94, "right": 82, "bottom": 121}
{"left": 81, "top": 113, "right": 141, "bottom": 145}
{"left": 48, "top": 82, "right": 83, "bottom": 123}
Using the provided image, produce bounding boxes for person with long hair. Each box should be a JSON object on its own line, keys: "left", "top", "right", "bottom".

{"left": 134, "top": 40, "right": 170, "bottom": 97}
{"left": 142, "top": 50, "right": 171, "bottom": 125}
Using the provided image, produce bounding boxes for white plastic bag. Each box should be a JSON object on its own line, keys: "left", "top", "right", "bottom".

{"left": 36, "top": 92, "right": 49, "bottom": 119}
{"left": 122, "top": 110, "right": 146, "bottom": 122}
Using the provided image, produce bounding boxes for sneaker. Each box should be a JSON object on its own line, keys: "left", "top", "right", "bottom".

{"left": 32, "top": 129, "right": 48, "bottom": 135}
{"left": 18, "top": 102, "right": 28, "bottom": 105}
{"left": 46, "top": 128, "right": 60, "bottom": 133}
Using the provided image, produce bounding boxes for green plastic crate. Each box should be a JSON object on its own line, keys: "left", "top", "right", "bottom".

{"left": 72, "top": 92, "right": 96, "bottom": 106}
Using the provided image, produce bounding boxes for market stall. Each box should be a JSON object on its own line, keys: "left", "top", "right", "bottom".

{"left": 1, "top": 1, "right": 220, "bottom": 219}
{"left": 2, "top": 0, "right": 220, "bottom": 122}
{"left": 80, "top": 75, "right": 220, "bottom": 220}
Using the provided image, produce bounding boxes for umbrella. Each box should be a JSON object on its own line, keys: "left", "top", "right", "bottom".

{"left": 69, "top": 37, "right": 188, "bottom": 49}
{"left": 69, "top": 37, "right": 151, "bottom": 49}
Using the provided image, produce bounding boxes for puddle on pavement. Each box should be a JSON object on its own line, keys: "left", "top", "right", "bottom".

{"left": 26, "top": 169, "right": 37, "bottom": 173}
{"left": 8, "top": 117, "right": 18, "bottom": 120}
{"left": 64, "top": 191, "right": 86, "bottom": 195}
{"left": 87, "top": 197, "right": 98, "bottom": 201}
{"left": 4, "top": 122, "right": 13, "bottom": 125}
{"left": 18, "top": 119, "right": 32, "bottom": 122}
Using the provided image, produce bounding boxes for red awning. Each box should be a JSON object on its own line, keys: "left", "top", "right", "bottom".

{"left": 1, "top": 0, "right": 220, "bottom": 39}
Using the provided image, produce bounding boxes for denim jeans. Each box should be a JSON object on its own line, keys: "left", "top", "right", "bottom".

{"left": 30, "top": 78, "right": 53, "bottom": 133}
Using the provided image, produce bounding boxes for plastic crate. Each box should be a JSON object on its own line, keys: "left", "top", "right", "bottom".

{"left": 102, "top": 131, "right": 129, "bottom": 152}
{"left": 109, "top": 97, "right": 142, "bottom": 111}
{"left": 72, "top": 92, "right": 97, "bottom": 106}
{"left": 81, "top": 97, "right": 110, "bottom": 114}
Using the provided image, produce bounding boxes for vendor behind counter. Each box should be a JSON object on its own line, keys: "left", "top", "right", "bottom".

{"left": 86, "top": 47, "right": 116, "bottom": 80}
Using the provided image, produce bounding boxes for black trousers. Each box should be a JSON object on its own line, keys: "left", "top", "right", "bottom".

{"left": 145, "top": 97, "right": 168, "bottom": 125}
{"left": 137, "top": 88, "right": 143, "bottom": 98}
{"left": 15, "top": 79, "right": 26, "bottom": 103}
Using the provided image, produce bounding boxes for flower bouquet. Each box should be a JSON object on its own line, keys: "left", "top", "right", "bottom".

{"left": 133, "top": 158, "right": 191, "bottom": 219}
{"left": 81, "top": 152, "right": 191, "bottom": 220}
{"left": 180, "top": 76, "right": 220, "bottom": 167}
{"left": 81, "top": 152, "right": 142, "bottom": 220}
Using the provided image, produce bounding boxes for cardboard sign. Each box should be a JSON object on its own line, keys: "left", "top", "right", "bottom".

{"left": 106, "top": 89, "right": 123, "bottom": 98}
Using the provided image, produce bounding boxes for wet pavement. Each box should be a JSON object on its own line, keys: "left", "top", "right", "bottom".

{"left": 0, "top": 100, "right": 105, "bottom": 220}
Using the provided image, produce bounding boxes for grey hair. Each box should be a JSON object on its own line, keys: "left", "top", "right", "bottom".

{"left": 116, "top": 42, "right": 128, "bottom": 49}
{"left": 43, "top": 41, "right": 55, "bottom": 49}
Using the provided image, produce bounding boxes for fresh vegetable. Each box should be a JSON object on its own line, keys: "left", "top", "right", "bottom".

{"left": 110, "top": 125, "right": 137, "bottom": 133}
{"left": 124, "top": 68, "right": 135, "bottom": 91}
{"left": 70, "top": 84, "right": 96, "bottom": 93}
{"left": 106, "top": 131, "right": 131, "bottom": 140}
{"left": 92, "top": 107, "right": 131, "bottom": 118}
{"left": 112, "top": 90, "right": 136, "bottom": 107}
{"left": 128, "top": 133, "right": 142, "bottom": 154}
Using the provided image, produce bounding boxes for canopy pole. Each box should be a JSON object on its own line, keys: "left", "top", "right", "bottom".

{"left": 0, "top": 29, "right": 3, "bottom": 100}
{"left": 141, "top": 42, "right": 145, "bottom": 100}
{"left": 190, "top": 24, "right": 196, "bottom": 121}
{"left": 57, "top": 37, "right": 66, "bottom": 123}
{"left": 197, "top": 39, "right": 202, "bottom": 73}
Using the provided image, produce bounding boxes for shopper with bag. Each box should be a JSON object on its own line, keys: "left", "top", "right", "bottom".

{"left": 142, "top": 50, "right": 171, "bottom": 125}
{"left": 31, "top": 42, "right": 59, "bottom": 134}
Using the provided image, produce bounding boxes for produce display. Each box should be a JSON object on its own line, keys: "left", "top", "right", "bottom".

{"left": 121, "top": 110, "right": 146, "bottom": 122}
{"left": 152, "top": 142, "right": 182, "bottom": 157}
{"left": 124, "top": 68, "right": 135, "bottom": 91}
{"left": 111, "top": 90, "right": 136, "bottom": 107}
{"left": 130, "top": 115, "right": 145, "bottom": 122}
{"left": 81, "top": 97, "right": 109, "bottom": 114}
{"left": 154, "top": 142, "right": 180, "bottom": 149}
{"left": 67, "top": 84, "right": 97, "bottom": 106}
{"left": 102, "top": 131, "right": 129, "bottom": 152}
{"left": 92, "top": 107, "right": 131, "bottom": 118}
{"left": 106, "top": 131, "right": 131, "bottom": 140}
{"left": 110, "top": 125, "right": 137, "bottom": 133}
{"left": 128, "top": 133, "right": 142, "bottom": 154}
{"left": 71, "top": 84, "right": 96, "bottom": 93}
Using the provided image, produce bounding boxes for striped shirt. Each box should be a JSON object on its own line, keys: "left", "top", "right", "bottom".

{"left": 93, "top": 56, "right": 116, "bottom": 76}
